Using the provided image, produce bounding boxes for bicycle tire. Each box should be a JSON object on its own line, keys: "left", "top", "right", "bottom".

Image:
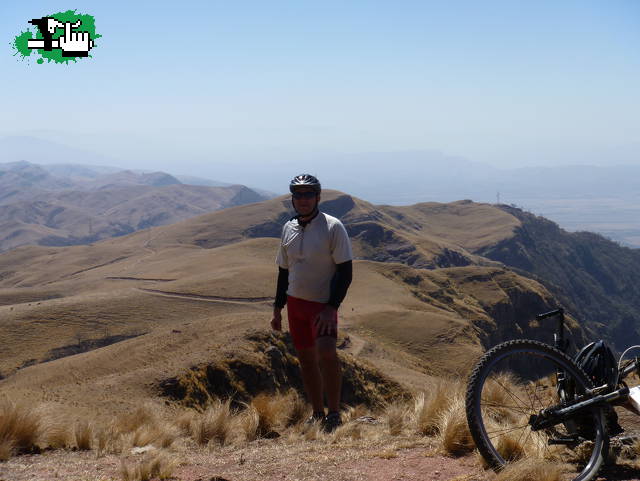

{"left": 466, "top": 339, "right": 608, "bottom": 481}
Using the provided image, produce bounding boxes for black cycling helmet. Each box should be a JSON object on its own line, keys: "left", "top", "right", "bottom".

{"left": 289, "top": 174, "right": 321, "bottom": 193}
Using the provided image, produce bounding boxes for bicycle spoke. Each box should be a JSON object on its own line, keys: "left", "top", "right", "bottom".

{"left": 480, "top": 401, "right": 532, "bottom": 415}
{"left": 492, "top": 377, "right": 530, "bottom": 412}
{"left": 486, "top": 423, "right": 531, "bottom": 439}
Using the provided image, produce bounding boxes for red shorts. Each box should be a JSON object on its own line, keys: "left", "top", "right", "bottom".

{"left": 287, "top": 295, "right": 338, "bottom": 350}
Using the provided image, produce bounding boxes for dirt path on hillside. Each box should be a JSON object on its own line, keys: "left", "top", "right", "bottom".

{"left": 5, "top": 441, "right": 640, "bottom": 481}
{"left": 136, "top": 288, "right": 272, "bottom": 304}
{"left": 0, "top": 444, "right": 488, "bottom": 481}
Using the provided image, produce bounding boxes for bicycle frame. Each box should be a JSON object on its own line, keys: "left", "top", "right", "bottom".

{"left": 532, "top": 308, "right": 640, "bottom": 432}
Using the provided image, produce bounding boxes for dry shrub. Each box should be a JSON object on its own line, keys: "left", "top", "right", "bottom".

{"left": 0, "top": 399, "right": 41, "bottom": 457}
{"left": 241, "top": 394, "right": 282, "bottom": 441}
{"left": 494, "top": 458, "right": 561, "bottom": 481}
{"left": 384, "top": 402, "right": 407, "bottom": 436}
{"left": 438, "top": 397, "right": 474, "bottom": 456}
{"left": 192, "top": 399, "right": 233, "bottom": 446}
{"left": 121, "top": 453, "right": 177, "bottom": 481}
{"left": 74, "top": 419, "right": 93, "bottom": 450}
{"left": 413, "top": 380, "right": 462, "bottom": 436}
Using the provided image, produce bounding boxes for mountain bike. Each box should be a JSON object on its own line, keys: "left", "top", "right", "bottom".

{"left": 465, "top": 308, "right": 640, "bottom": 481}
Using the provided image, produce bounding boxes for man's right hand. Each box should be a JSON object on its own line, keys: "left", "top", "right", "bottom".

{"left": 271, "top": 308, "right": 282, "bottom": 331}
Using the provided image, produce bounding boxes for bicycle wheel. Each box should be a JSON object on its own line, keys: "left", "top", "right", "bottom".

{"left": 466, "top": 340, "right": 608, "bottom": 481}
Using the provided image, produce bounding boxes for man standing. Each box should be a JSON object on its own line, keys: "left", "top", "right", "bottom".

{"left": 271, "top": 174, "right": 353, "bottom": 432}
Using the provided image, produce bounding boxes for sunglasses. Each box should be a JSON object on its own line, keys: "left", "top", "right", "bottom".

{"left": 292, "top": 191, "right": 318, "bottom": 199}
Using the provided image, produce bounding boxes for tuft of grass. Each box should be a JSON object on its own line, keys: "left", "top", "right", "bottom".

{"left": 0, "top": 439, "right": 14, "bottom": 461}
{"left": 372, "top": 449, "right": 398, "bottom": 459}
{"left": 42, "top": 419, "right": 71, "bottom": 449}
{"left": 493, "top": 429, "right": 526, "bottom": 463}
{"left": 121, "top": 453, "right": 177, "bottom": 481}
{"left": 494, "top": 458, "right": 562, "bottom": 481}
{"left": 0, "top": 399, "right": 41, "bottom": 457}
{"left": 481, "top": 373, "right": 526, "bottom": 426}
{"left": 74, "top": 419, "right": 93, "bottom": 450}
{"left": 240, "top": 405, "right": 261, "bottom": 442}
{"left": 192, "top": 399, "right": 233, "bottom": 446}
{"left": 438, "top": 397, "right": 474, "bottom": 456}
{"left": 332, "top": 421, "right": 362, "bottom": 441}
{"left": 384, "top": 402, "right": 407, "bottom": 436}
{"left": 115, "top": 404, "right": 157, "bottom": 435}
{"left": 281, "top": 390, "right": 308, "bottom": 427}
{"left": 413, "top": 381, "right": 461, "bottom": 436}
{"left": 175, "top": 410, "right": 196, "bottom": 436}
{"left": 241, "top": 394, "right": 282, "bottom": 441}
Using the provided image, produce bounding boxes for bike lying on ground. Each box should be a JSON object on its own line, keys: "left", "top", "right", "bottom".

{"left": 466, "top": 308, "right": 640, "bottom": 481}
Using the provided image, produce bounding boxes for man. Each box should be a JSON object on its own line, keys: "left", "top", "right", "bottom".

{"left": 271, "top": 174, "right": 353, "bottom": 432}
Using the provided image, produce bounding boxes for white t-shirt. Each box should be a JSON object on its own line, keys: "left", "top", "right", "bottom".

{"left": 276, "top": 212, "right": 353, "bottom": 303}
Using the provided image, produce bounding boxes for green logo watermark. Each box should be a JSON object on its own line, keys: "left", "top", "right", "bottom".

{"left": 12, "top": 10, "right": 100, "bottom": 64}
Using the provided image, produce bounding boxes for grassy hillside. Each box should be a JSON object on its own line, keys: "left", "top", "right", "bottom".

{"left": 0, "top": 192, "right": 587, "bottom": 423}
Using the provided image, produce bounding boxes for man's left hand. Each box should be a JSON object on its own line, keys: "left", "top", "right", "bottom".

{"left": 314, "top": 305, "right": 337, "bottom": 337}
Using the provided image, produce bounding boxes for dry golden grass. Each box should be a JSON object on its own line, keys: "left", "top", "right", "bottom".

{"left": 192, "top": 399, "right": 234, "bottom": 446}
{"left": 493, "top": 458, "right": 562, "bottom": 481}
{"left": 281, "top": 390, "right": 309, "bottom": 427}
{"left": 0, "top": 439, "right": 14, "bottom": 461}
{"left": 175, "top": 410, "right": 196, "bottom": 436}
{"left": 331, "top": 420, "right": 362, "bottom": 441}
{"left": 115, "top": 404, "right": 158, "bottom": 435}
{"left": 241, "top": 393, "right": 282, "bottom": 441}
{"left": 494, "top": 431, "right": 526, "bottom": 463}
{"left": 0, "top": 399, "right": 41, "bottom": 456}
{"left": 413, "top": 380, "right": 463, "bottom": 436}
{"left": 342, "top": 404, "right": 369, "bottom": 422}
{"left": 74, "top": 419, "right": 93, "bottom": 450}
{"left": 438, "top": 397, "right": 474, "bottom": 456}
{"left": 480, "top": 373, "right": 525, "bottom": 426}
{"left": 384, "top": 401, "right": 407, "bottom": 436}
{"left": 120, "top": 452, "right": 177, "bottom": 481}
{"left": 42, "top": 418, "right": 72, "bottom": 449}
{"left": 372, "top": 449, "right": 398, "bottom": 459}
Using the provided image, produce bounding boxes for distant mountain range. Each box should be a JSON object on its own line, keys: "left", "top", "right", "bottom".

{"left": 0, "top": 161, "right": 271, "bottom": 252}
{"left": 2, "top": 135, "right": 637, "bottom": 247}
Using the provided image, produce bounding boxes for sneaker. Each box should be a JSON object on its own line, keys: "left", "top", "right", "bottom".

{"left": 322, "top": 411, "right": 342, "bottom": 433}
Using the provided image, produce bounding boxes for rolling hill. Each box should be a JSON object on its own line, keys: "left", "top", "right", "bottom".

{"left": 0, "top": 190, "right": 600, "bottom": 421}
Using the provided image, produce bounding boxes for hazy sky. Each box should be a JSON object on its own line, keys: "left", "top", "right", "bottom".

{"left": 2, "top": 0, "right": 639, "bottom": 176}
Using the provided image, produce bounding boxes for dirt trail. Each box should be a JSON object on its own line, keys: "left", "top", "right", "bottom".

{"left": 0, "top": 444, "right": 488, "bottom": 481}
{"left": 136, "top": 288, "right": 272, "bottom": 304}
